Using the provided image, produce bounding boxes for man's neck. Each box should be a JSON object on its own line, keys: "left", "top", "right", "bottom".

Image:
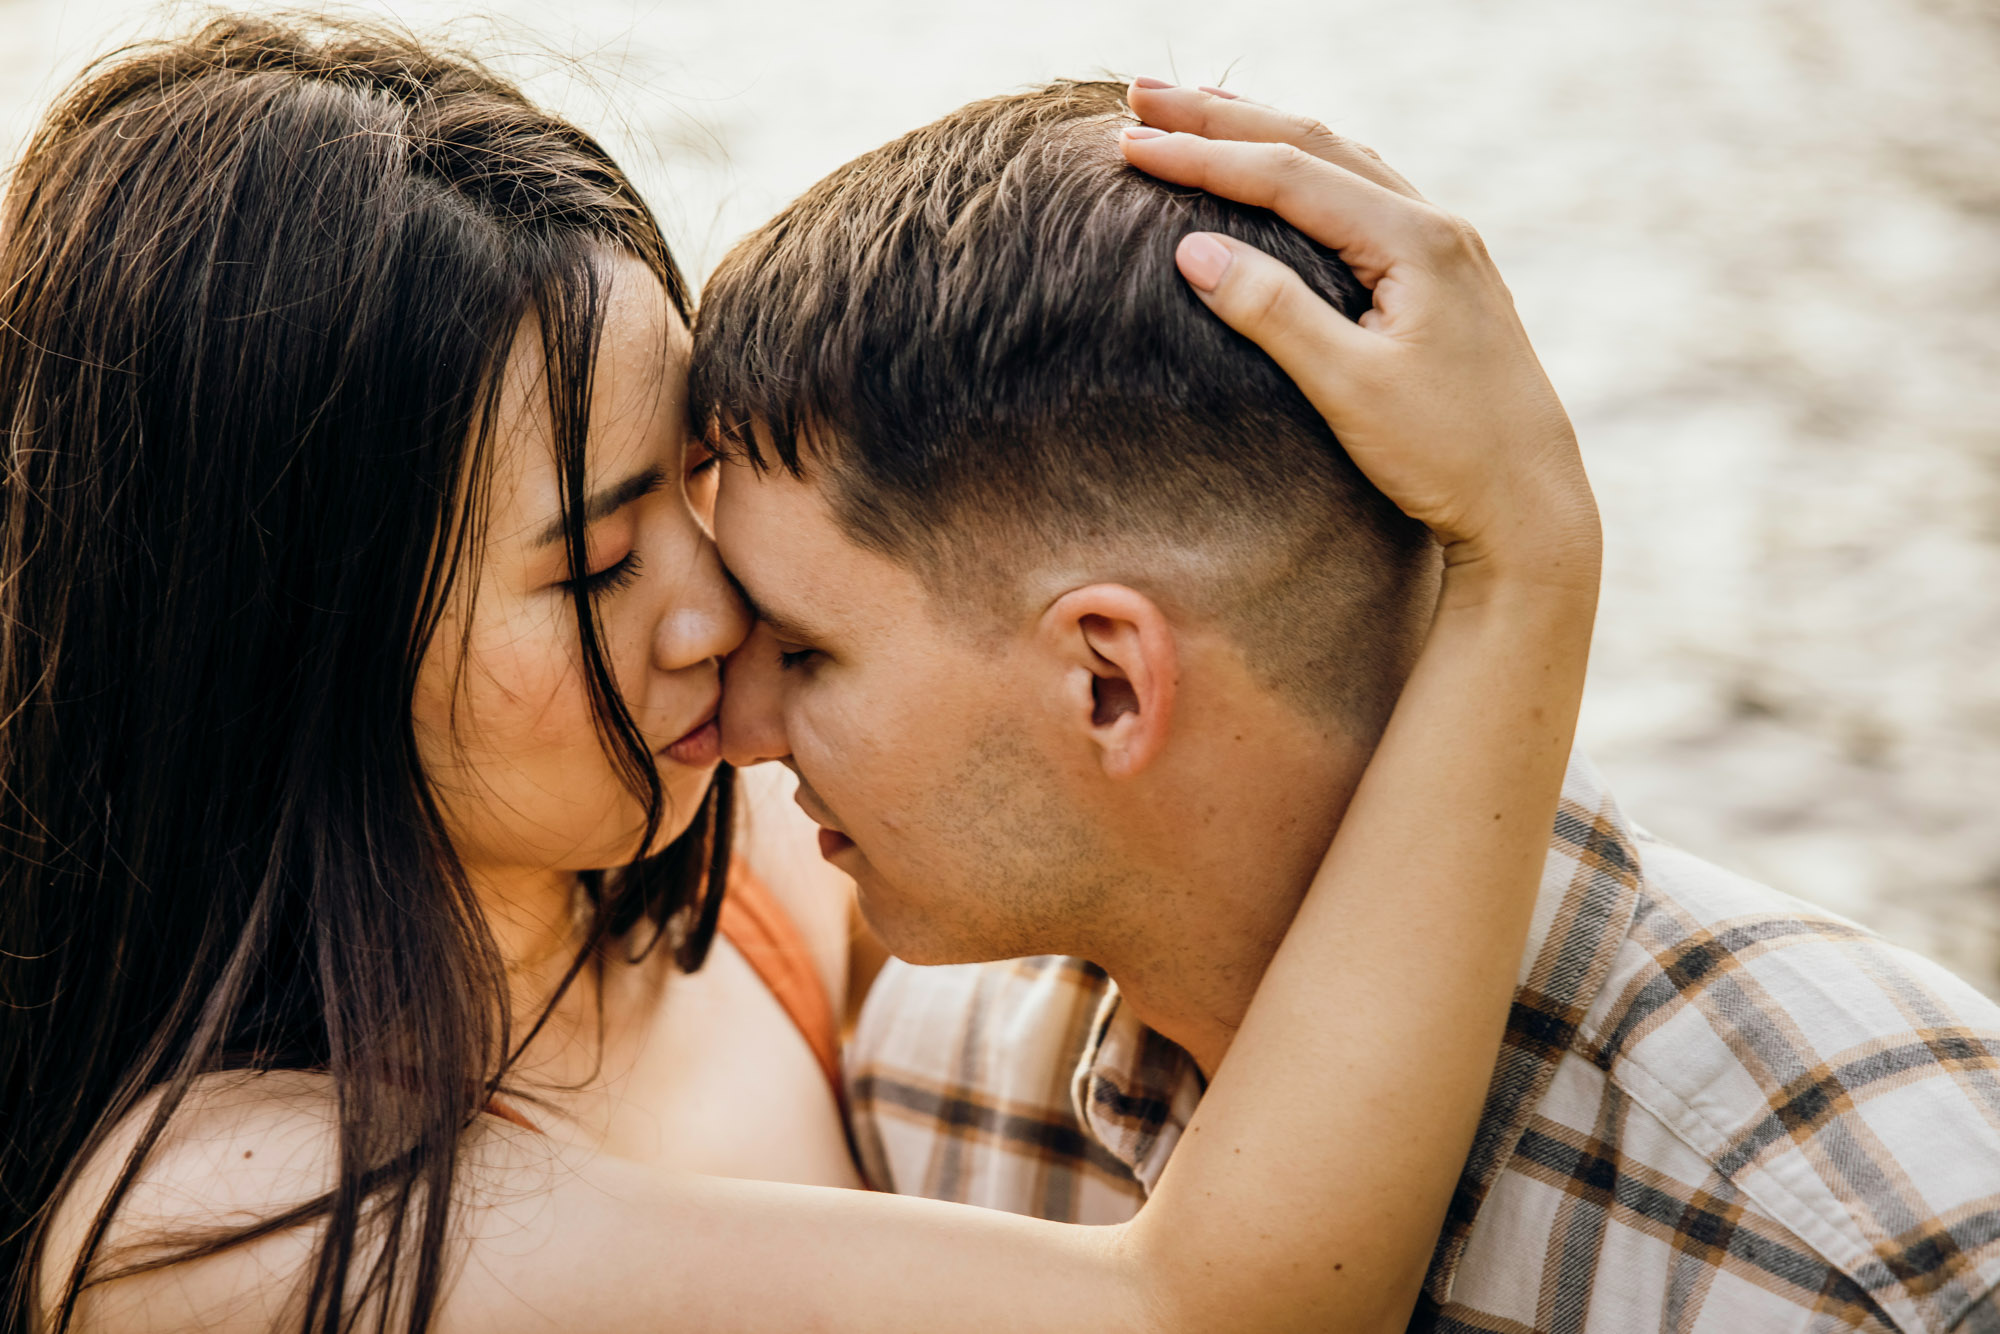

{"left": 1101, "top": 946, "right": 1274, "bottom": 1081}
{"left": 1083, "top": 723, "right": 1363, "bottom": 1079}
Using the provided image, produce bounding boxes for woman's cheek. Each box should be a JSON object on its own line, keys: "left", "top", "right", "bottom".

{"left": 467, "top": 617, "right": 594, "bottom": 746}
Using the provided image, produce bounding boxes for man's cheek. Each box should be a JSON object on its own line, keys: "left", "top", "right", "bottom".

{"left": 811, "top": 680, "right": 950, "bottom": 836}
{"left": 847, "top": 735, "right": 931, "bottom": 836}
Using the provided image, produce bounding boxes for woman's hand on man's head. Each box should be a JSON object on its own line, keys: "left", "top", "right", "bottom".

{"left": 1119, "top": 80, "right": 1601, "bottom": 602}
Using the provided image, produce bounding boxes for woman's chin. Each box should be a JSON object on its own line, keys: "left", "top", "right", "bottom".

{"left": 643, "top": 769, "right": 724, "bottom": 857}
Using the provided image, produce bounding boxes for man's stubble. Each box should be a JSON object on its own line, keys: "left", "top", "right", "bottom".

{"left": 873, "top": 719, "right": 1139, "bottom": 967}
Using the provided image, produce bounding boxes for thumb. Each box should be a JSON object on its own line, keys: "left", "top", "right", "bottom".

{"left": 1174, "top": 231, "right": 1376, "bottom": 409}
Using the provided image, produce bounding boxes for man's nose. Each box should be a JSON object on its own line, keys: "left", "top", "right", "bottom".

{"left": 719, "top": 623, "right": 792, "bottom": 767}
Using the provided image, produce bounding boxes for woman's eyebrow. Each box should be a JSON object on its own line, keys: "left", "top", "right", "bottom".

{"left": 533, "top": 466, "right": 666, "bottom": 547}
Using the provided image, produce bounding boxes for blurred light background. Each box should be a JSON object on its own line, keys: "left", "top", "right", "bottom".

{"left": 7, "top": 0, "right": 1998, "bottom": 991}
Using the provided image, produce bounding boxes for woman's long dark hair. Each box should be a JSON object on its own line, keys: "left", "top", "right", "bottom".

{"left": 0, "top": 18, "right": 731, "bottom": 1332}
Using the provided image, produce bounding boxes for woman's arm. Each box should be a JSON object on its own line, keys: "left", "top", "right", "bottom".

{"left": 56, "top": 89, "right": 1597, "bottom": 1334}
{"left": 1112, "top": 80, "right": 1602, "bottom": 1331}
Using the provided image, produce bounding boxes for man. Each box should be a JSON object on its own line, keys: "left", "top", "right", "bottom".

{"left": 695, "top": 79, "right": 2000, "bottom": 1332}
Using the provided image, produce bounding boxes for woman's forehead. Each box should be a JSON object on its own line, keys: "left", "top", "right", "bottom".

{"left": 485, "top": 257, "right": 688, "bottom": 546}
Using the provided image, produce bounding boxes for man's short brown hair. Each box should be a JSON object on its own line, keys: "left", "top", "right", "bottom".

{"left": 692, "top": 80, "right": 1437, "bottom": 736}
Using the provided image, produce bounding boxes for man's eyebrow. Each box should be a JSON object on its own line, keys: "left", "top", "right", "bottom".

{"left": 533, "top": 466, "right": 666, "bottom": 548}
{"left": 725, "top": 568, "right": 826, "bottom": 646}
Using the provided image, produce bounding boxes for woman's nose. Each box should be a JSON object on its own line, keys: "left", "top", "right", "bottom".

{"left": 719, "top": 623, "right": 792, "bottom": 767}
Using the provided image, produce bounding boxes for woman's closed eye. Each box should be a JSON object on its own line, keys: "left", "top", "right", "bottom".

{"left": 564, "top": 549, "right": 644, "bottom": 598}
{"left": 776, "top": 646, "right": 818, "bottom": 672}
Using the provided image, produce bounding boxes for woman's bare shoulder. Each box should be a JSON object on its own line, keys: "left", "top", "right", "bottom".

{"left": 42, "top": 1068, "right": 1146, "bottom": 1334}
{"left": 40, "top": 1069, "right": 346, "bottom": 1333}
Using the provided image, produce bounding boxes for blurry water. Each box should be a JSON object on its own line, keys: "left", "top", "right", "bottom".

{"left": 9, "top": 0, "right": 2000, "bottom": 992}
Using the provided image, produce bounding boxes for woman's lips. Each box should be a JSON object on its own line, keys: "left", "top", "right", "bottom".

{"left": 662, "top": 715, "right": 721, "bottom": 768}
{"left": 817, "top": 827, "right": 855, "bottom": 860}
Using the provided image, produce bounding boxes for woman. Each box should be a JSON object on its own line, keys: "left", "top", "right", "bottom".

{"left": 0, "top": 17, "right": 1600, "bottom": 1333}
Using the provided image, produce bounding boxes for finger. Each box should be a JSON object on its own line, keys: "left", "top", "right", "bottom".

{"left": 1126, "top": 79, "right": 1423, "bottom": 201}
{"left": 1121, "top": 129, "right": 1458, "bottom": 287}
{"left": 1174, "top": 231, "right": 1374, "bottom": 422}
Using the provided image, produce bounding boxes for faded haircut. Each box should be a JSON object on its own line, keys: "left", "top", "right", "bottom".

{"left": 691, "top": 79, "right": 1438, "bottom": 736}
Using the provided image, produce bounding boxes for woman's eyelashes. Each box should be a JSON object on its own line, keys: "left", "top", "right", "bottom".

{"left": 776, "top": 647, "right": 818, "bottom": 672}
{"left": 564, "top": 550, "right": 644, "bottom": 598}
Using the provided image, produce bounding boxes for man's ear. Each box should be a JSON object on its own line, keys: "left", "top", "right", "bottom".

{"left": 1039, "top": 585, "right": 1178, "bottom": 779}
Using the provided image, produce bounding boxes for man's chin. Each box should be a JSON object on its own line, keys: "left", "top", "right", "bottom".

{"left": 853, "top": 879, "right": 1020, "bottom": 969}
{"left": 852, "top": 875, "right": 955, "bottom": 967}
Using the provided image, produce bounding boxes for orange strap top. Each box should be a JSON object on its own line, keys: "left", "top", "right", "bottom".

{"left": 485, "top": 862, "right": 842, "bottom": 1134}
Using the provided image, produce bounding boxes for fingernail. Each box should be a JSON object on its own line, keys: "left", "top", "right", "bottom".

{"left": 1133, "top": 76, "right": 1174, "bottom": 90}
{"left": 1198, "top": 85, "right": 1240, "bottom": 99}
{"left": 1121, "top": 126, "right": 1168, "bottom": 141}
{"left": 1177, "top": 233, "right": 1233, "bottom": 291}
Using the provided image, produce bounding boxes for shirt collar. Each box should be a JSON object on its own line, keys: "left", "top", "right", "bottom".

{"left": 1068, "top": 980, "right": 1204, "bottom": 1193}
{"left": 1067, "top": 752, "right": 1644, "bottom": 1295}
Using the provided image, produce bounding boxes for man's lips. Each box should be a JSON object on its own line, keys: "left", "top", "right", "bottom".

{"left": 660, "top": 696, "right": 722, "bottom": 768}
{"left": 791, "top": 782, "right": 856, "bottom": 860}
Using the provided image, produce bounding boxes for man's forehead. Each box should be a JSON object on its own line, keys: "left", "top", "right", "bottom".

{"left": 715, "top": 460, "right": 835, "bottom": 564}
{"left": 715, "top": 462, "right": 915, "bottom": 641}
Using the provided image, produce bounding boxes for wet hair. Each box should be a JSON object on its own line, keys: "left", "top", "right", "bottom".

{"left": 0, "top": 17, "right": 730, "bottom": 1332}
{"left": 691, "top": 79, "right": 1437, "bottom": 732}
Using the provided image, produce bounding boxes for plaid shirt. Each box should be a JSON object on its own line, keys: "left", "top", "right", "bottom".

{"left": 847, "top": 756, "right": 2000, "bottom": 1332}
